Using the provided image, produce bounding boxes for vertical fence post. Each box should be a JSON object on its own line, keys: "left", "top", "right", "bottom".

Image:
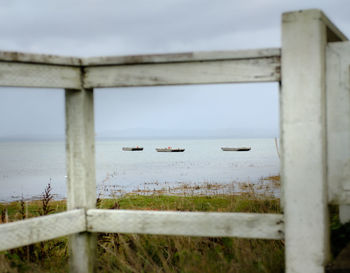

{"left": 281, "top": 10, "right": 329, "bottom": 272}
{"left": 326, "top": 42, "right": 350, "bottom": 224}
{"left": 65, "top": 86, "right": 96, "bottom": 273}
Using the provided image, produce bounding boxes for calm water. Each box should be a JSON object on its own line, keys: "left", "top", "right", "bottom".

{"left": 0, "top": 138, "right": 279, "bottom": 202}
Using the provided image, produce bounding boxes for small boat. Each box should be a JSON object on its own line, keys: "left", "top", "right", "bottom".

{"left": 221, "top": 147, "right": 251, "bottom": 151}
{"left": 156, "top": 147, "right": 185, "bottom": 152}
{"left": 122, "top": 147, "right": 143, "bottom": 151}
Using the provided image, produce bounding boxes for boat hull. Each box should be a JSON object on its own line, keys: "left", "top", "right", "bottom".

{"left": 156, "top": 148, "right": 185, "bottom": 152}
{"left": 122, "top": 147, "right": 144, "bottom": 151}
{"left": 221, "top": 147, "right": 251, "bottom": 151}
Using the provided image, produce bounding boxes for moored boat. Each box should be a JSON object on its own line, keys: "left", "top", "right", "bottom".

{"left": 122, "top": 147, "right": 143, "bottom": 151}
{"left": 156, "top": 147, "right": 185, "bottom": 152}
{"left": 221, "top": 147, "right": 251, "bottom": 151}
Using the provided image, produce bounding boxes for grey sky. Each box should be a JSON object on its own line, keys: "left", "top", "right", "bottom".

{"left": 0, "top": 1, "right": 349, "bottom": 139}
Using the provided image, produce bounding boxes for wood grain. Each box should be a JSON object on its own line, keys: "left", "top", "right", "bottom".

{"left": 87, "top": 210, "right": 284, "bottom": 240}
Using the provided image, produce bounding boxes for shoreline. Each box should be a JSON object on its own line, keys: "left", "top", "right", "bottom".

{"left": 0, "top": 175, "right": 280, "bottom": 204}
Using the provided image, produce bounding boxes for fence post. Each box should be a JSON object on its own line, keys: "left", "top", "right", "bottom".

{"left": 281, "top": 10, "right": 329, "bottom": 272}
{"left": 65, "top": 87, "right": 96, "bottom": 273}
{"left": 326, "top": 42, "right": 350, "bottom": 225}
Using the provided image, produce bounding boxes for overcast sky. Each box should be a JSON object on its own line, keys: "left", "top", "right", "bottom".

{"left": 0, "top": 0, "right": 349, "bottom": 139}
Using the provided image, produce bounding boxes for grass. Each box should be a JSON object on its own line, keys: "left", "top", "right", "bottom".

{"left": 97, "top": 194, "right": 281, "bottom": 213}
{"left": 2, "top": 177, "right": 348, "bottom": 272}
{"left": 0, "top": 177, "right": 350, "bottom": 273}
{"left": 94, "top": 193, "right": 284, "bottom": 273}
{"left": 96, "top": 233, "right": 284, "bottom": 273}
{"left": 0, "top": 181, "right": 285, "bottom": 273}
{"left": 0, "top": 184, "right": 68, "bottom": 273}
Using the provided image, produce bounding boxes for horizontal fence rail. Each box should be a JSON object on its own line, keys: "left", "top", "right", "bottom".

{"left": 83, "top": 58, "right": 280, "bottom": 88}
{"left": 0, "top": 51, "right": 81, "bottom": 89}
{"left": 0, "top": 209, "right": 85, "bottom": 252}
{"left": 0, "top": 48, "right": 281, "bottom": 90}
{"left": 0, "top": 51, "right": 81, "bottom": 66}
{"left": 0, "top": 62, "right": 81, "bottom": 89}
{"left": 82, "top": 48, "right": 281, "bottom": 66}
{"left": 0, "top": 209, "right": 284, "bottom": 253}
{"left": 87, "top": 210, "right": 284, "bottom": 240}
{"left": 83, "top": 48, "right": 281, "bottom": 88}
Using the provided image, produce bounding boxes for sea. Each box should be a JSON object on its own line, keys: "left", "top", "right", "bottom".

{"left": 0, "top": 138, "right": 280, "bottom": 202}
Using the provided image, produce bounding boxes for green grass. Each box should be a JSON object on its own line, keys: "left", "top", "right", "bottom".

{"left": 1, "top": 194, "right": 348, "bottom": 272}
{"left": 1, "top": 179, "right": 349, "bottom": 272}
{"left": 96, "top": 194, "right": 284, "bottom": 273}
{"left": 97, "top": 194, "right": 281, "bottom": 213}
{"left": 0, "top": 200, "right": 66, "bottom": 221}
{"left": 0, "top": 193, "right": 284, "bottom": 273}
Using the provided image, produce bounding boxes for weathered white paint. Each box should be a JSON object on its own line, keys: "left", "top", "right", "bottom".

{"left": 65, "top": 87, "right": 96, "bottom": 273}
{"left": 321, "top": 13, "right": 348, "bottom": 43}
{"left": 0, "top": 51, "right": 81, "bottom": 66}
{"left": 326, "top": 41, "right": 350, "bottom": 205}
{"left": 0, "top": 48, "right": 281, "bottom": 89}
{"left": 0, "top": 48, "right": 279, "bottom": 67}
{"left": 83, "top": 56, "right": 280, "bottom": 88}
{"left": 69, "top": 233, "right": 97, "bottom": 273}
{"left": 0, "top": 9, "right": 349, "bottom": 273}
{"left": 82, "top": 48, "right": 280, "bottom": 66}
{"left": 65, "top": 88, "right": 96, "bottom": 210}
{"left": 0, "top": 62, "right": 81, "bottom": 89}
{"left": 339, "top": 205, "right": 350, "bottom": 225}
{"left": 281, "top": 9, "right": 330, "bottom": 273}
{"left": 0, "top": 209, "right": 85, "bottom": 252}
{"left": 339, "top": 205, "right": 350, "bottom": 224}
{"left": 278, "top": 84, "right": 284, "bottom": 211}
{"left": 87, "top": 210, "right": 284, "bottom": 240}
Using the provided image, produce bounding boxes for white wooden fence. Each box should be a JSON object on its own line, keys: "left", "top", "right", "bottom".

{"left": 0, "top": 9, "right": 349, "bottom": 273}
